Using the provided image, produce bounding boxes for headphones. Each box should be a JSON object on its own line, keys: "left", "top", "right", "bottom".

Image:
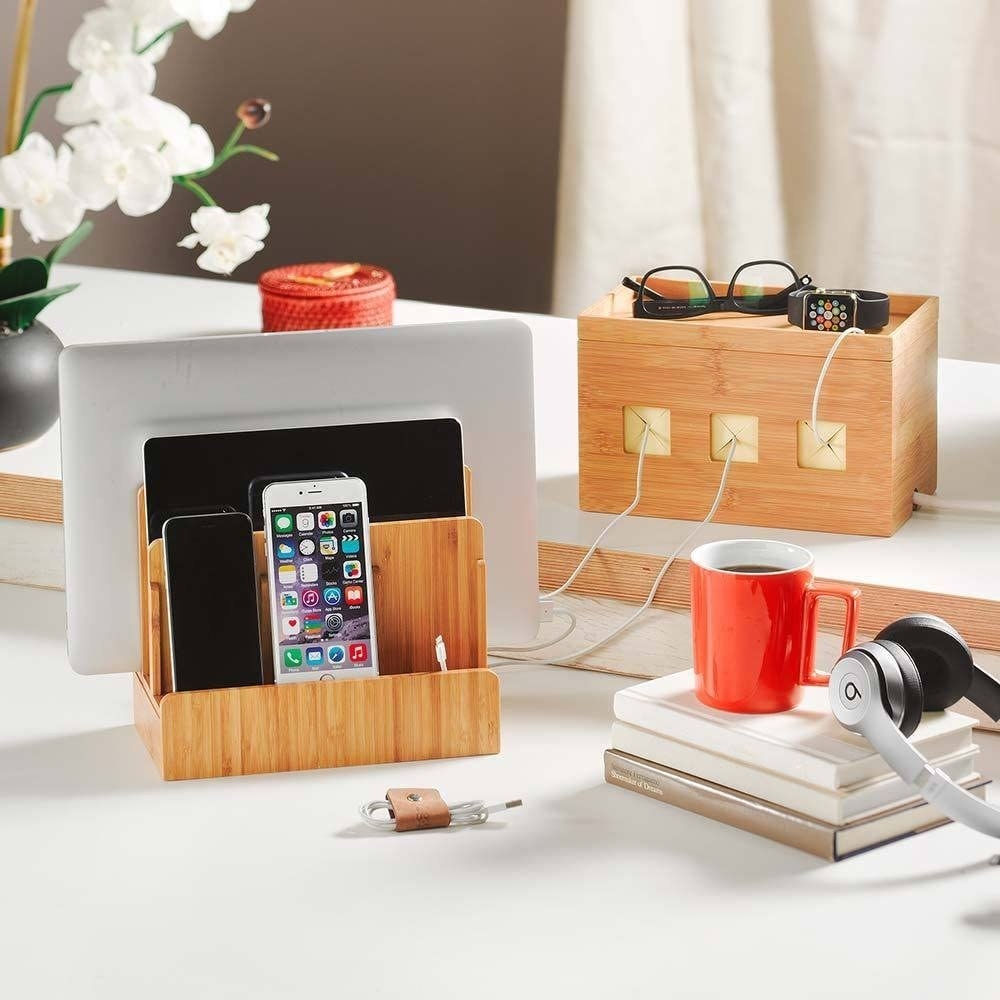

{"left": 829, "top": 614, "right": 1000, "bottom": 838}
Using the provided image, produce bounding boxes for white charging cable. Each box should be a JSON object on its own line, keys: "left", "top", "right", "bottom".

{"left": 489, "top": 430, "right": 737, "bottom": 663}
{"left": 913, "top": 493, "right": 1000, "bottom": 516}
{"left": 811, "top": 326, "right": 863, "bottom": 444}
{"left": 489, "top": 609, "right": 578, "bottom": 653}
{"left": 809, "top": 326, "right": 1000, "bottom": 516}
{"left": 544, "top": 436, "right": 736, "bottom": 664}
{"left": 488, "top": 423, "right": 653, "bottom": 658}
{"left": 359, "top": 797, "right": 523, "bottom": 830}
{"left": 543, "top": 423, "right": 653, "bottom": 599}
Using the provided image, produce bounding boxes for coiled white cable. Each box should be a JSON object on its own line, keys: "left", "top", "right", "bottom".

{"left": 359, "top": 797, "right": 523, "bottom": 830}
{"left": 489, "top": 609, "right": 577, "bottom": 654}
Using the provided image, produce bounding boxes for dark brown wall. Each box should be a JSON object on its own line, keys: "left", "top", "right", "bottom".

{"left": 0, "top": 1, "right": 567, "bottom": 311}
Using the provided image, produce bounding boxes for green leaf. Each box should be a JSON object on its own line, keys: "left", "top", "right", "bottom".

{"left": 45, "top": 220, "right": 94, "bottom": 268}
{"left": 0, "top": 283, "right": 78, "bottom": 332}
{"left": 0, "top": 257, "right": 50, "bottom": 303}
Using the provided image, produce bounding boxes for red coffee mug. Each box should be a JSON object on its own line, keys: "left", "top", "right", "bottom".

{"left": 690, "top": 539, "right": 861, "bottom": 713}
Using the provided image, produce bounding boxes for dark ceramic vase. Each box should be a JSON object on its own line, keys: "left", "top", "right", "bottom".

{"left": 0, "top": 321, "right": 63, "bottom": 451}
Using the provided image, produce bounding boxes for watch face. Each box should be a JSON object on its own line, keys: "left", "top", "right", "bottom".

{"left": 806, "top": 293, "right": 855, "bottom": 332}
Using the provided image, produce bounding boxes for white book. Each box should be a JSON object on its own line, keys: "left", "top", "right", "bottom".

{"left": 611, "top": 720, "right": 979, "bottom": 825}
{"left": 614, "top": 670, "right": 976, "bottom": 790}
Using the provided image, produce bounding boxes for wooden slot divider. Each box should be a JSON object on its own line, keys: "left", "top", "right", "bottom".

{"left": 131, "top": 480, "right": 498, "bottom": 780}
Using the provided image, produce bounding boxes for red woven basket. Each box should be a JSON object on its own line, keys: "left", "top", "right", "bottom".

{"left": 259, "top": 262, "right": 395, "bottom": 332}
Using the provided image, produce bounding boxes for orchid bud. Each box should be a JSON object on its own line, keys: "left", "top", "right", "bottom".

{"left": 237, "top": 98, "right": 271, "bottom": 129}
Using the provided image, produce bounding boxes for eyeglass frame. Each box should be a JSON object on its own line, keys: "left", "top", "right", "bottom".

{"left": 624, "top": 260, "right": 812, "bottom": 320}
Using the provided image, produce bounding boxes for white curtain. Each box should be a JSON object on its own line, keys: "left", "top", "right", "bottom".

{"left": 553, "top": 0, "right": 1000, "bottom": 363}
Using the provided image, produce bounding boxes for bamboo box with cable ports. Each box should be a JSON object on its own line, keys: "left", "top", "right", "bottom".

{"left": 133, "top": 485, "right": 498, "bottom": 781}
{"left": 578, "top": 281, "right": 938, "bottom": 537}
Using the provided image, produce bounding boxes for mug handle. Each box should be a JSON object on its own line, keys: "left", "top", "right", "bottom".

{"left": 800, "top": 581, "right": 862, "bottom": 687}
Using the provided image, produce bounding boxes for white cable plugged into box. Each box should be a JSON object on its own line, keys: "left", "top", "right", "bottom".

{"left": 811, "top": 326, "right": 863, "bottom": 445}
{"left": 811, "top": 326, "right": 1000, "bottom": 518}
{"left": 489, "top": 423, "right": 738, "bottom": 664}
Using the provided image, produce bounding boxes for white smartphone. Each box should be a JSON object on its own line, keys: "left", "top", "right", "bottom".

{"left": 262, "top": 477, "right": 379, "bottom": 683}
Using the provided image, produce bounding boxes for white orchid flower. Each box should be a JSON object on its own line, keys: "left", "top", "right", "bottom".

{"left": 56, "top": 8, "right": 157, "bottom": 126}
{"left": 178, "top": 203, "right": 269, "bottom": 274}
{"left": 0, "top": 134, "right": 86, "bottom": 243}
{"left": 170, "top": 0, "right": 255, "bottom": 41}
{"left": 108, "top": 0, "right": 180, "bottom": 62}
{"left": 66, "top": 126, "right": 173, "bottom": 217}
{"left": 163, "top": 124, "right": 215, "bottom": 175}
{"left": 86, "top": 94, "right": 215, "bottom": 175}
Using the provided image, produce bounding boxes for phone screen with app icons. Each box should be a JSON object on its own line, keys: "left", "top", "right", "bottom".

{"left": 269, "top": 501, "right": 374, "bottom": 674}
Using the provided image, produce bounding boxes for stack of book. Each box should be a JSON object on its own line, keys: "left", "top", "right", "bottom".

{"left": 605, "top": 670, "right": 989, "bottom": 861}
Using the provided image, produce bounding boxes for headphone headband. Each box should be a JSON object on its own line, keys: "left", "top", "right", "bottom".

{"left": 830, "top": 646, "right": 1000, "bottom": 840}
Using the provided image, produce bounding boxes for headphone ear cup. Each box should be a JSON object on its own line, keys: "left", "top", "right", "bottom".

{"left": 872, "top": 640, "right": 924, "bottom": 738}
{"left": 876, "top": 614, "right": 973, "bottom": 711}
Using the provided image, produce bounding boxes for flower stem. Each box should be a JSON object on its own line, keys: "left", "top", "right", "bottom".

{"left": 135, "top": 20, "right": 185, "bottom": 56}
{"left": 222, "top": 122, "right": 245, "bottom": 154}
{"left": 174, "top": 176, "right": 217, "bottom": 207}
{"left": 2, "top": 0, "right": 39, "bottom": 265}
{"left": 185, "top": 142, "right": 279, "bottom": 180}
{"left": 16, "top": 83, "right": 72, "bottom": 149}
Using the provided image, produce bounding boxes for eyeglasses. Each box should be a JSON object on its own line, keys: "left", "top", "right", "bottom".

{"left": 623, "top": 260, "right": 811, "bottom": 320}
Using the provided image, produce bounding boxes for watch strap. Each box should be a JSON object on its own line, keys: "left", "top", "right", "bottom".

{"left": 788, "top": 288, "right": 890, "bottom": 331}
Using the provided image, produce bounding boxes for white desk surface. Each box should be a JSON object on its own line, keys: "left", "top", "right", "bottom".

{"left": 2, "top": 265, "right": 1000, "bottom": 603}
{"left": 2, "top": 581, "right": 1000, "bottom": 999}
{"left": 4, "top": 268, "right": 1000, "bottom": 997}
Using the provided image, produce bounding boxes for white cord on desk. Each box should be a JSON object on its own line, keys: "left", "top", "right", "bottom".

{"left": 359, "top": 798, "right": 523, "bottom": 830}
{"left": 488, "top": 424, "right": 653, "bottom": 658}
{"left": 545, "top": 436, "right": 736, "bottom": 664}
{"left": 543, "top": 423, "right": 653, "bottom": 600}
{"left": 810, "top": 328, "right": 1000, "bottom": 519}
{"left": 489, "top": 609, "right": 577, "bottom": 653}
{"left": 913, "top": 492, "right": 1000, "bottom": 516}
{"left": 490, "top": 432, "right": 738, "bottom": 665}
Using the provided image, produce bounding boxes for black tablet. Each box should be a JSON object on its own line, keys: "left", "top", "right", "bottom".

{"left": 143, "top": 418, "right": 466, "bottom": 539}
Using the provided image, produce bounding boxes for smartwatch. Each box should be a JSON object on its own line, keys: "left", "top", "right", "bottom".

{"left": 788, "top": 287, "right": 889, "bottom": 332}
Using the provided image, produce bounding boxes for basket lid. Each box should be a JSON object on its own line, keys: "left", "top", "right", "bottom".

{"left": 259, "top": 262, "right": 395, "bottom": 300}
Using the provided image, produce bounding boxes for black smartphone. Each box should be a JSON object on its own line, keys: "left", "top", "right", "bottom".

{"left": 143, "top": 417, "right": 466, "bottom": 540}
{"left": 162, "top": 512, "right": 264, "bottom": 692}
{"left": 148, "top": 504, "right": 237, "bottom": 539}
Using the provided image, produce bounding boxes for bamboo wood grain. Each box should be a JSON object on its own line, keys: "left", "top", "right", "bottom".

{"left": 3, "top": 471, "right": 998, "bottom": 660}
{"left": 136, "top": 488, "right": 150, "bottom": 689}
{"left": 577, "top": 288, "right": 938, "bottom": 536}
{"left": 132, "top": 672, "right": 163, "bottom": 774}
{"left": 146, "top": 542, "right": 173, "bottom": 697}
{"left": 133, "top": 668, "right": 499, "bottom": 781}
{"left": 581, "top": 286, "right": 928, "bottom": 359}
{"left": 537, "top": 540, "right": 1000, "bottom": 653}
{"left": 134, "top": 487, "right": 494, "bottom": 780}
{"left": 0, "top": 471, "right": 61, "bottom": 522}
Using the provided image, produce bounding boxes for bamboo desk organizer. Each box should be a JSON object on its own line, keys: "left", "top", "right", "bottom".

{"left": 578, "top": 282, "right": 938, "bottom": 537}
{"left": 132, "top": 483, "right": 499, "bottom": 780}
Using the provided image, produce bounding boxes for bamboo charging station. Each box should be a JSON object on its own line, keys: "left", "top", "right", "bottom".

{"left": 578, "top": 282, "right": 938, "bottom": 537}
{"left": 132, "top": 480, "right": 499, "bottom": 780}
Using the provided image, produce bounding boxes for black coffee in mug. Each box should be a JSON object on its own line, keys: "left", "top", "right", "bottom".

{"left": 720, "top": 563, "right": 787, "bottom": 574}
